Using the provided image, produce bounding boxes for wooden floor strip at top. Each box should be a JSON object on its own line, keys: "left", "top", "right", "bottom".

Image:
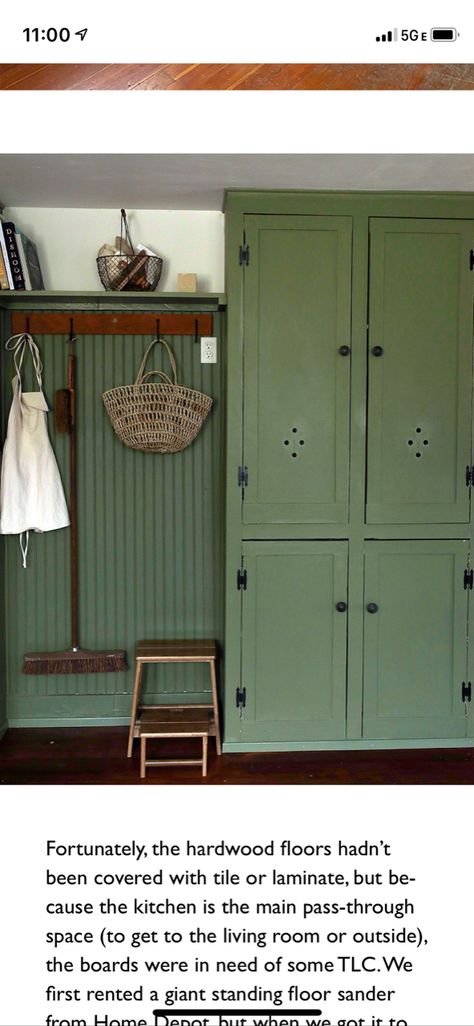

{"left": 0, "top": 63, "right": 114, "bottom": 90}
{"left": 1, "top": 63, "right": 474, "bottom": 90}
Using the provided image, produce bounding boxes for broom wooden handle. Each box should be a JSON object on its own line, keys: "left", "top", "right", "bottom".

{"left": 23, "top": 330, "right": 127, "bottom": 676}
{"left": 68, "top": 346, "right": 79, "bottom": 651}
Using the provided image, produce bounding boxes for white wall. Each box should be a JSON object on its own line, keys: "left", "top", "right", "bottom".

{"left": 3, "top": 208, "right": 225, "bottom": 292}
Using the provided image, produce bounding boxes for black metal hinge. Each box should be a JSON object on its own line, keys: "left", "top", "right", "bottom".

{"left": 470, "top": 249, "right": 474, "bottom": 271}
{"left": 236, "top": 686, "right": 247, "bottom": 709}
{"left": 464, "top": 568, "right": 473, "bottom": 590}
{"left": 237, "top": 568, "right": 248, "bottom": 591}
{"left": 238, "top": 465, "right": 249, "bottom": 488}
{"left": 466, "top": 465, "right": 474, "bottom": 487}
{"left": 239, "top": 243, "right": 250, "bottom": 267}
{"left": 462, "top": 681, "right": 472, "bottom": 703}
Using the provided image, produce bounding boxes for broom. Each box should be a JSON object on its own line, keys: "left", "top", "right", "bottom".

{"left": 23, "top": 323, "right": 127, "bottom": 675}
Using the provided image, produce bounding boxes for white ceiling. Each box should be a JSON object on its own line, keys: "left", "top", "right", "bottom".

{"left": 1, "top": 154, "right": 474, "bottom": 209}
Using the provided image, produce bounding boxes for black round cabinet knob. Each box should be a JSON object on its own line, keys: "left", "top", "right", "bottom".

{"left": 366, "top": 602, "right": 379, "bottom": 614}
{"left": 371, "top": 346, "right": 384, "bottom": 357}
{"left": 338, "top": 345, "right": 351, "bottom": 357}
{"left": 336, "top": 601, "right": 347, "bottom": 612}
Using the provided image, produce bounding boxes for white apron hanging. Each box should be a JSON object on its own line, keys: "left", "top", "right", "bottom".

{"left": 0, "top": 332, "right": 70, "bottom": 566}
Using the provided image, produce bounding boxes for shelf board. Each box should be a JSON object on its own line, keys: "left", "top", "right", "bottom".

{"left": 0, "top": 290, "right": 227, "bottom": 311}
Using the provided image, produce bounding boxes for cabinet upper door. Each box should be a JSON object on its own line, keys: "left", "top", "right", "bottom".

{"left": 242, "top": 214, "right": 352, "bottom": 524}
{"left": 366, "top": 218, "right": 474, "bottom": 524}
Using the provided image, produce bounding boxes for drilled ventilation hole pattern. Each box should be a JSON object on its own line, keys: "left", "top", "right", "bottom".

{"left": 407, "top": 427, "right": 430, "bottom": 459}
{"left": 283, "top": 427, "right": 305, "bottom": 459}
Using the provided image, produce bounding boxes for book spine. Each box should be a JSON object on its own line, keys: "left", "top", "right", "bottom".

{"left": 2, "top": 222, "right": 26, "bottom": 290}
{"left": 0, "top": 243, "right": 10, "bottom": 289}
{"left": 0, "top": 225, "right": 14, "bottom": 289}
{"left": 16, "top": 234, "right": 32, "bottom": 289}
{"left": 17, "top": 232, "right": 45, "bottom": 291}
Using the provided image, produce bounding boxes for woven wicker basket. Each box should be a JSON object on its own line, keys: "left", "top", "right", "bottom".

{"left": 102, "top": 338, "right": 213, "bottom": 453}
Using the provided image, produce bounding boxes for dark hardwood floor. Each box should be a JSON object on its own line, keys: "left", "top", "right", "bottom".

{"left": 1, "top": 63, "right": 474, "bottom": 90}
{"left": 1, "top": 727, "right": 473, "bottom": 784}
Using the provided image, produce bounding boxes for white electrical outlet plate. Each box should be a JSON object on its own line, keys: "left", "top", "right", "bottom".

{"left": 201, "top": 337, "right": 217, "bottom": 363}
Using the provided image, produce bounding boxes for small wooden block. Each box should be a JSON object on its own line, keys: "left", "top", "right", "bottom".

{"left": 177, "top": 273, "right": 197, "bottom": 293}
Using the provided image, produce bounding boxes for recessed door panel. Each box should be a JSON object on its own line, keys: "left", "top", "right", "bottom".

{"left": 363, "top": 541, "right": 468, "bottom": 739}
{"left": 243, "top": 215, "right": 352, "bottom": 523}
{"left": 466, "top": 585, "right": 474, "bottom": 738}
{"left": 240, "top": 541, "right": 348, "bottom": 743}
{"left": 366, "top": 218, "right": 473, "bottom": 524}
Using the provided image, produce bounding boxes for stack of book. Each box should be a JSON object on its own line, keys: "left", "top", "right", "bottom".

{"left": 0, "top": 217, "right": 45, "bottom": 290}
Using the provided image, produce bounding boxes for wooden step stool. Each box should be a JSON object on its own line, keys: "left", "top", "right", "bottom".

{"left": 140, "top": 708, "right": 212, "bottom": 778}
{"left": 127, "top": 639, "right": 221, "bottom": 762}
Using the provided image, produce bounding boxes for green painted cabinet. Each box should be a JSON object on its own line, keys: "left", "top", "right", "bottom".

{"left": 366, "top": 218, "right": 474, "bottom": 525}
{"left": 239, "top": 541, "right": 348, "bottom": 743}
{"left": 242, "top": 215, "right": 352, "bottom": 524}
{"left": 225, "top": 192, "right": 474, "bottom": 751}
{"left": 363, "top": 541, "right": 469, "bottom": 739}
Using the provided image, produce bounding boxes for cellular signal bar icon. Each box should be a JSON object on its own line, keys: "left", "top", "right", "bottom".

{"left": 376, "top": 28, "right": 398, "bottom": 42}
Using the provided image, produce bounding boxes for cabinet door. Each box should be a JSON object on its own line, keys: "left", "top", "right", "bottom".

{"left": 363, "top": 541, "right": 469, "bottom": 739}
{"left": 466, "top": 587, "right": 474, "bottom": 738}
{"left": 243, "top": 215, "right": 352, "bottom": 524}
{"left": 240, "top": 541, "right": 348, "bottom": 743}
{"left": 366, "top": 218, "right": 474, "bottom": 524}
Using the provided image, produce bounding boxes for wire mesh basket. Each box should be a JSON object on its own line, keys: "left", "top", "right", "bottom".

{"left": 97, "top": 253, "right": 163, "bottom": 292}
{"left": 96, "top": 208, "right": 163, "bottom": 292}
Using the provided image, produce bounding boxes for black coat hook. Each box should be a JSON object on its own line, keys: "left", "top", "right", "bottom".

{"left": 25, "top": 316, "right": 30, "bottom": 335}
{"left": 69, "top": 317, "right": 75, "bottom": 341}
{"left": 156, "top": 318, "right": 160, "bottom": 338}
{"left": 194, "top": 318, "right": 199, "bottom": 344}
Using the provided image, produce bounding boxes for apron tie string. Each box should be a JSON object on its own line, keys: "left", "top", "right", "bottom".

{"left": 5, "top": 332, "right": 43, "bottom": 396}
{"left": 19, "top": 531, "right": 29, "bottom": 569}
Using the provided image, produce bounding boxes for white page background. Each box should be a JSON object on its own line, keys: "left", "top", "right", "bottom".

{"left": 1, "top": 92, "right": 474, "bottom": 156}
{"left": 0, "top": 785, "right": 471, "bottom": 1026}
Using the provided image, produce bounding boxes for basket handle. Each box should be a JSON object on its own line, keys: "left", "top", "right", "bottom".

{"left": 134, "top": 337, "right": 178, "bottom": 386}
{"left": 120, "top": 208, "right": 135, "bottom": 257}
{"left": 140, "top": 370, "right": 174, "bottom": 385}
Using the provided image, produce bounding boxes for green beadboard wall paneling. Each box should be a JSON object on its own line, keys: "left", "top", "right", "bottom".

{"left": 2, "top": 322, "right": 224, "bottom": 722}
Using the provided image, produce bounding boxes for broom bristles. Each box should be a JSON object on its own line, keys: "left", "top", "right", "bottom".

{"left": 23, "top": 648, "right": 127, "bottom": 675}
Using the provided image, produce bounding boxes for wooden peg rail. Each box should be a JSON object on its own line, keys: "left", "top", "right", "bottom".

{"left": 11, "top": 312, "right": 213, "bottom": 337}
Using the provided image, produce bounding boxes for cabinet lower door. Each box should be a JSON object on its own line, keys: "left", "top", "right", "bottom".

{"left": 240, "top": 541, "right": 348, "bottom": 743}
{"left": 467, "top": 592, "right": 474, "bottom": 738}
{"left": 363, "top": 541, "right": 469, "bottom": 739}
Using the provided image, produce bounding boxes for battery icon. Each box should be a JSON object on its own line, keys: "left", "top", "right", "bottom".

{"left": 431, "top": 27, "right": 458, "bottom": 40}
